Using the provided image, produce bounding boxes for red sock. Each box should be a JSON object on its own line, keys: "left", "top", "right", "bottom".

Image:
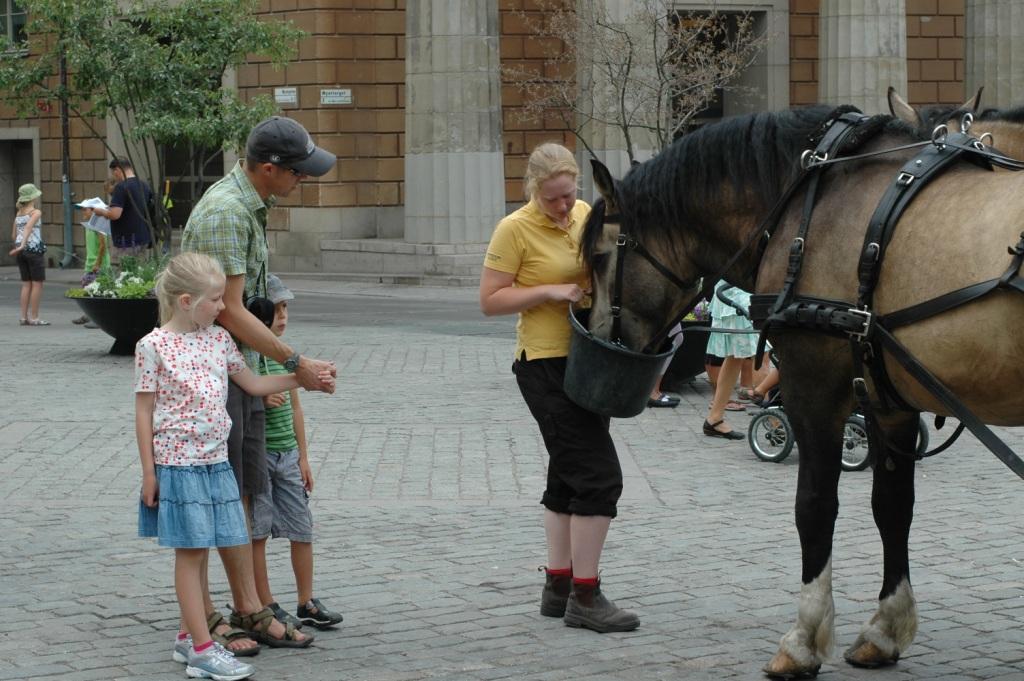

{"left": 547, "top": 567, "right": 572, "bottom": 577}
{"left": 176, "top": 631, "right": 189, "bottom": 641}
{"left": 573, "top": 576, "right": 599, "bottom": 587}
{"left": 193, "top": 640, "right": 213, "bottom": 654}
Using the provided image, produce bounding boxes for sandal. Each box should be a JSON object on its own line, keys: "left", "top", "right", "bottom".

{"left": 737, "top": 387, "right": 765, "bottom": 405}
{"left": 724, "top": 400, "right": 746, "bottom": 411}
{"left": 18, "top": 318, "right": 27, "bottom": 326}
{"left": 230, "top": 606, "right": 314, "bottom": 649}
{"left": 27, "top": 319, "right": 50, "bottom": 326}
{"left": 207, "top": 610, "right": 260, "bottom": 657}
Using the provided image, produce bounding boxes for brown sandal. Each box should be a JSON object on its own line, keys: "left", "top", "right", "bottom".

{"left": 207, "top": 610, "right": 260, "bottom": 657}
{"left": 230, "top": 606, "right": 314, "bottom": 648}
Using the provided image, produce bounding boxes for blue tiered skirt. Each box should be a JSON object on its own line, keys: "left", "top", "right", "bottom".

{"left": 138, "top": 461, "right": 249, "bottom": 548}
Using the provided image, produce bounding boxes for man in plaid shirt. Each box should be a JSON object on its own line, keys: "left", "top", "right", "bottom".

{"left": 181, "top": 116, "right": 337, "bottom": 653}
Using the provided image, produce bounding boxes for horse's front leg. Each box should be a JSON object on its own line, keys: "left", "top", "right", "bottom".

{"left": 843, "top": 411, "right": 919, "bottom": 668}
{"left": 764, "top": 390, "right": 846, "bottom": 679}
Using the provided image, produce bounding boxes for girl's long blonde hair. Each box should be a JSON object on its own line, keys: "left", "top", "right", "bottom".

{"left": 155, "top": 252, "right": 225, "bottom": 325}
{"left": 524, "top": 142, "right": 579, "bottom": 200}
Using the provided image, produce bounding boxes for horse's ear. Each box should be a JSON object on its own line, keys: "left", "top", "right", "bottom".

{"left": 887, "top": 86, "right": 921, "bottom": 126}
{"left": 590, "top": 159, "right": 618, "bottom": 212}
{"left": 962, "top": 86, "right": 984, "bottom": 113}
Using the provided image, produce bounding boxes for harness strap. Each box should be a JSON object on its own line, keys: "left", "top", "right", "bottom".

{"left": 857, "top": 132, "right": 987, "bottom": 309}
{"left": 873, "top": 324, "right": 1024, "bottom": 480}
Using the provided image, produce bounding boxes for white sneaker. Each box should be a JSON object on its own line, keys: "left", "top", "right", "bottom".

{"left": 186, "top": 641, "right": 254, "bottom": 681}
{"left": 172, "top": 634, "right": 192, "bottom": 663}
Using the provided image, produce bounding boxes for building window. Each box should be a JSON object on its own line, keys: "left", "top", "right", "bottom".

{"left": 162, "top": 143, "right": 224, "bottom": 230}
{"left": 1, "top": 1, "right": 26, "bottom": 45}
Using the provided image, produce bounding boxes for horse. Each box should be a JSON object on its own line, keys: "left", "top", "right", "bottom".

{"left": 888, "top": 85, "right": 1024, "bottom": 161}
{"left": 578, "top": 105, "right": 1024, "bottom": 678}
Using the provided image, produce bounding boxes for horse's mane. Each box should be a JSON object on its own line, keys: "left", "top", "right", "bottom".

{"left": 916, "top": 102, "right": 1024, "bottom": 128}
{"left": 581, "top": 106, "right": 919, "bottom": 265}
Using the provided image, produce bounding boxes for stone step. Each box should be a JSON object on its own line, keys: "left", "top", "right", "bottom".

{"left": 320, "top": 238, "right": 487, "bottom": 277}
{"left": 283, "top": 271, "right": 480, "bottom": 287}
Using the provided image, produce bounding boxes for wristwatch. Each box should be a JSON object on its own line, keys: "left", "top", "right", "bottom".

{"left": 283, "top": 353, "right": 301, "bottom": 372}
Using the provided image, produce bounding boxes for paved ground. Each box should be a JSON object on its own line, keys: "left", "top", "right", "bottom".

{"left": 2, "top": 266, "right": 1024, "bottom": 680}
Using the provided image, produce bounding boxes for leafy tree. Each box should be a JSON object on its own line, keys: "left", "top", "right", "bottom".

{"left": 0, "top": 0, "right": 304, "bottom": 245}
{"left": 505, "top": 0, "right": 769, "bottom": 161}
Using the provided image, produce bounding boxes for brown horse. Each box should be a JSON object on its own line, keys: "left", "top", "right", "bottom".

{"left": 579, "top": 105, "right": 1024, "bottom": 678}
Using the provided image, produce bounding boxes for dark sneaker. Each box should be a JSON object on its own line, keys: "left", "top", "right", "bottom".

{"left": 563, "top": 581, "right": 640, "bottom": 633}
{"left": 269, "top": 602, "right": 303, "bottom": 630}
{"left": 540, "top": 568, "right": 572, "bottom": 617}
{"left": 297, "top": 598, "right": 343, "bottom": 629}
{"left": 71, "top": 315, "right": 89, "bottom": 325}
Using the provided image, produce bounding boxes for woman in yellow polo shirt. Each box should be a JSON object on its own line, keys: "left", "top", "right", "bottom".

{"left": 479, "top": 142, "right": 639, "bottom": 634}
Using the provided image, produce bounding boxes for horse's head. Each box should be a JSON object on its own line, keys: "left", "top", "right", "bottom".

{"left": 580, "top": 159, "right": 701, "bottom": 353}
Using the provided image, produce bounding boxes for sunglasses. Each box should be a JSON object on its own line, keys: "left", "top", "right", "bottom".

{"left": 273, "top": 164, "right": 304, "bottom": 177}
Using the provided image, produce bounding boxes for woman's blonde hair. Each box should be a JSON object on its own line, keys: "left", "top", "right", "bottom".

{"left": 524, "top": 142, "right": 578, "bottom": 200}
{"left": 155, "top": 252, "right": 225, "bottom": 324}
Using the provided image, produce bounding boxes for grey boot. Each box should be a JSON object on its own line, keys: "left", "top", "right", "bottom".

{"left": 540, "top": 569, "right": 572, "bottom": 617}
{"left": 563, "top": 580, "right": 640, "bottom": 633}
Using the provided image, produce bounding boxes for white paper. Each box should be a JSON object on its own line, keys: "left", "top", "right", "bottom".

{"left": 80, "top": 213, "right": 111, "bottom": 237}
{"left": 75, "top": 197, "right": 108, "bottom": 209}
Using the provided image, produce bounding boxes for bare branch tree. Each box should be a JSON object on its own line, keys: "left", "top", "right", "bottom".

{"left": 504, "top": 0, "right": 770, "bottom": 162}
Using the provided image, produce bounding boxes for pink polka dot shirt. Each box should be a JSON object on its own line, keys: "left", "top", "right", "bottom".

{"left": 134, "top": 326, "right": 247, "bottom": 466}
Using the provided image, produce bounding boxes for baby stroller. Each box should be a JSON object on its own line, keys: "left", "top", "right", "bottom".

{"left": 713, "top": 285, "right": 929, "bottom": 471}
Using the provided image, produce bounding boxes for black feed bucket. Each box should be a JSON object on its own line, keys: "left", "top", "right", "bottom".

{"left": 564, "top": 306, "right": 675, "bottom": 418}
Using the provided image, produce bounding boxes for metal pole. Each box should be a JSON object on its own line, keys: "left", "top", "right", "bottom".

{"left": 59, "top": 50, "right": 73, "bottom": 269}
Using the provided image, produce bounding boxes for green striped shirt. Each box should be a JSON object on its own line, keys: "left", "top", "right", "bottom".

{"left": 182, "top": 160, "right": 274, "bottom": 370}
{"left": 259, "top": 358, "right": 298, "bottom": 452}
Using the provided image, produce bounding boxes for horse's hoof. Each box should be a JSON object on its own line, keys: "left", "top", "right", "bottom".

{"left": 843, "top": 640, "right": 900, "bottom": 669}
{"left": 763, "top": 651, "right": 821, "bottom": 680}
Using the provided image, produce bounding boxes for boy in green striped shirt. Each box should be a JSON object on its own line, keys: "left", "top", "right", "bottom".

{"left": 251, "top": 275, "right": 344, "bottom": 630}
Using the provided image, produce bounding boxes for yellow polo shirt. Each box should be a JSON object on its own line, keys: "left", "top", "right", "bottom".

{"left": 484, "top": 199, "right": 592, "bottom": 360}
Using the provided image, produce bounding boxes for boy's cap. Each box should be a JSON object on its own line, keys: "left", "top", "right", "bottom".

{"left": 17, "top": 183, "right": 41, "bottom": 203}
{"left": 267, "top": 274, "right": 294, "bottom": 305}
{"left": 246, "top": 116, "right": 336, "bottom": 177}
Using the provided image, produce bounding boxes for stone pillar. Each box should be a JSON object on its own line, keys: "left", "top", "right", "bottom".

{"left": 965, "top": 0, "right": 1024, "bottom": 109}
{"left": 404, "top": 0, "right": 505, "bottom": 244}
{"left": 818, "top": 0, "right": 907, "bottom": 114}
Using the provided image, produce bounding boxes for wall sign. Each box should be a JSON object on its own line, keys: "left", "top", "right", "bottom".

{"left": 320, "top": 88, "right": 352, "bottom": 105}
{"left": 274, "top": 87, "right": 298, "bottom": 105}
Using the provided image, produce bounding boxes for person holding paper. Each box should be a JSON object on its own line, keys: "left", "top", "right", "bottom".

{"left": 90, "top": 157, "right": 153, "bottom": 254}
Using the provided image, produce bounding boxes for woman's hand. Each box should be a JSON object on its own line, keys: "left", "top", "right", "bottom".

{"left": 548, "top": 283, "right": 585, "bottom": 303}
{"left": 141, "top": 473, "right": 159, "bottom": 508}
{"left": 8, "top": 246, "right": 21, "bottom": 256}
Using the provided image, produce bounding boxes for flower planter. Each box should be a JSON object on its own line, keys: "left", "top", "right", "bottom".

{"left": 660, "top": 319, "right": 710, "bottom": 392}
{"left": 72, "top": 296, "right": 159, "bottom": 355}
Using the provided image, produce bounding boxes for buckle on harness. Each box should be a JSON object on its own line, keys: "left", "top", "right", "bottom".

{"left": 616, "top": 234, "right": 627, "bottom": 247}
{"left": 846, "top": 308, "right": 873, "bottom": 340}
{"left": 610, "top": 305, "right": 622, "bottom": 317}
{"left": 896, "top": 171, "right": 915, "bottom": 186}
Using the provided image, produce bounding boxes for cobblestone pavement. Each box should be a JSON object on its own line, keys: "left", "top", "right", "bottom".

{"left": 2, "top": 269, "right": 1024, "bottom": 680}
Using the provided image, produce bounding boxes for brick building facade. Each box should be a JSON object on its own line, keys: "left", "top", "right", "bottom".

{"left": 0, "top": 0, "right": 1008, "bottom": 280}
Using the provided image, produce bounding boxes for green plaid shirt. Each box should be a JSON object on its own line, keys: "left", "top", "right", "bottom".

{"left": 182, "top": 160, "right": 274, "bottom": 369}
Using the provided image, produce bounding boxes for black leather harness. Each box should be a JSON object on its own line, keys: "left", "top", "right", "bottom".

{"left": 748, "top": 113, "right": 1024, "bottom": 478}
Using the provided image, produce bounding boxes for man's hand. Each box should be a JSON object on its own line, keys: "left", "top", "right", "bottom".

{"left": 263, "top": 392, "right": 288, "bottom": 409}
{"left": 295, "top": 356, "right": 337, "bottom": 394}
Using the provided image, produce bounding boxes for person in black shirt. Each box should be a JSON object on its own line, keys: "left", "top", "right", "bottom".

{"left": 91, "top": 157, "right": 153, "bottom": 254}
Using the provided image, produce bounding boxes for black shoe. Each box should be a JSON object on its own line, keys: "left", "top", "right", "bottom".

{"left": 647, "top": 393, "right": 680, "bottom": 408}
{"left": 72, "top": 315, "right": 89, "bottom": 325}
{"left": 297, "top": 598, "right": 343, "bottom": 629}
{"left": 269, "top": 601, "right": 303, "bottom": 630}
{"left": 539, "top": 567, "right": 572, "bottom": 617}
{"left": 564, "top": 580, "right": 639, "bottom": 633}
{"left": 703, "top": 419, "right": 744, "bottom": 440}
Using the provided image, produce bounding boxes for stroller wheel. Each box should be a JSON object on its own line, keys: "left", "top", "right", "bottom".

{"left": 748, "top": 408, "right": 794, "bottom": 463}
